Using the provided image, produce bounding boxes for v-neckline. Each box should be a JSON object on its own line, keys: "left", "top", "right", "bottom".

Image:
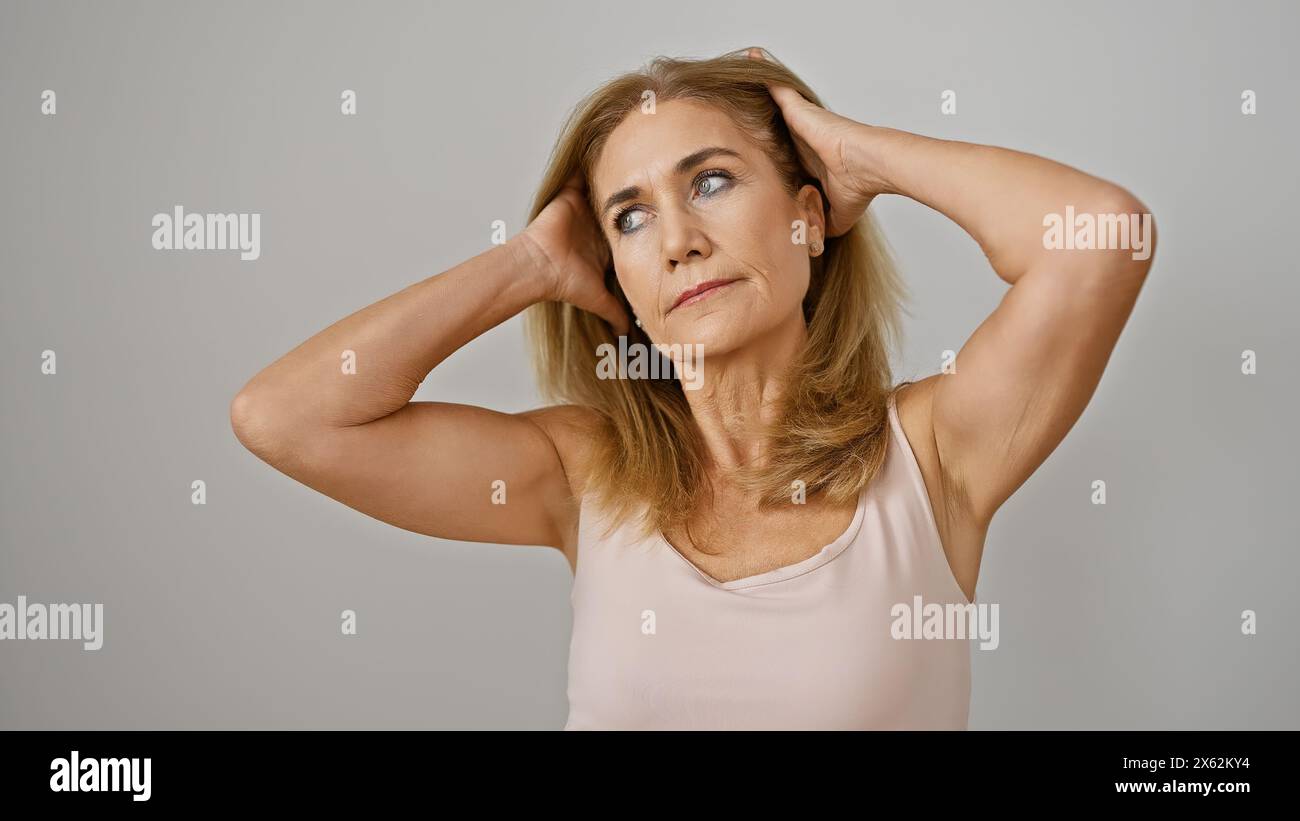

{"left": 655, "top": 486, "right": 869, "bottom": 591}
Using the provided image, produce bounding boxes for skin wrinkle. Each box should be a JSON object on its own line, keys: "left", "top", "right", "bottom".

{"left": 512, "top": 50, "right": 1153, "bottom": 597}
{"left": 522, "top": 64, "right": 912, "bottom": 553}
{"left": 522, "top": 64, "right": 909, "bottom": 548}
{"left": 591, "top": 99, "right": 825, "bottom": 486}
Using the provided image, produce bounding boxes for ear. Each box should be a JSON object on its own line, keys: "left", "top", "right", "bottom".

{"left": 795, "top": 183, "right": 827, "bottom": 251}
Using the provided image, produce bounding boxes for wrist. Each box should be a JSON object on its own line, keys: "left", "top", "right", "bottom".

{"left": 847, "top": 124, "right": 909, "bottom": 198}
{"left": 505, "top": 233, "right": 559, "bottom": 303}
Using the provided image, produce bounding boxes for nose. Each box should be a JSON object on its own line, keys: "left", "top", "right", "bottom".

{"left": 658, "top": 199, "right": 711, "bottom": 275}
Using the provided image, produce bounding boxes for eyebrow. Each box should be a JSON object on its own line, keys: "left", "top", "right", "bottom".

{"left": 598, "top": 146, "right": 744, "bottom": 220}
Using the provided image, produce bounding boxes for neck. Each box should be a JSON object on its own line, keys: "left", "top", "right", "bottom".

{"left": 678, "top": 308, "right": 808, "bottom": 482}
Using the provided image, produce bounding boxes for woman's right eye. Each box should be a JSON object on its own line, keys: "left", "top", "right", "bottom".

{"left": 613, "top": 207, "right": 645, "bottom": 234}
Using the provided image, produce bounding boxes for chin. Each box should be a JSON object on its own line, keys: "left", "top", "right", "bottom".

{"left": 661, "top": 311, "right": 754, "bottom": 357}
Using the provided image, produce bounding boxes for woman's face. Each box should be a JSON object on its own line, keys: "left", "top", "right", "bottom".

{"left": 589, "top": 98, "right": 825, "bottom": 356}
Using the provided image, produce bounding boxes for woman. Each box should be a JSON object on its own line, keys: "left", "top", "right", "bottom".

{"left": 230, "top": 47, "right": 1155, "bottom": 730}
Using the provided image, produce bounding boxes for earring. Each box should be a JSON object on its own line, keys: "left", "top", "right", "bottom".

{"left": 810, "top": 238, "right": 823, "bottom": 255}
{"left": 634, "top": 317, "right": 642, "bottom": 328}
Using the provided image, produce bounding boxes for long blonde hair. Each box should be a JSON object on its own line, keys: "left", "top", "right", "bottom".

{"left": 523, "top": 47, "right": 910, "bottom": 549}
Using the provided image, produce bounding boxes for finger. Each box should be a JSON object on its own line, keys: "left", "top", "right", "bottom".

{"left": 746, "top": 46, "right": 800, "bottom": 102}
{"left": 594, "top": 290, "right": 631, "bottom": 337}
{"left": 766, "top": 81, "right": 811, "bottom": 112}
{"left": 562, "top": 169, "right": 587, "bottom": 193}
{"left": 745, "top": 46, "right": 790, "bottom": 99}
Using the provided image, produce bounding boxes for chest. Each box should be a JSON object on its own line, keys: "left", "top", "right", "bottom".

{"left": 658, "top": 496, "right": 859, "bottom": 585}
{"left": 565, "top": 541, "right": 972, "bottom": 730}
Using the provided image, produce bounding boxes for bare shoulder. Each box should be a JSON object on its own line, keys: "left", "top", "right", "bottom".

{"left": 515, "top": 404, "right": 604, "bottom": 497}
{"left": 513, "top": 403, "right": 605, "bottom": 567}
{"left": 893, "top": 376, "right": 986, "bottom": 603}
{"left": 892, "top": 377, "right": 946, "bottom": 515}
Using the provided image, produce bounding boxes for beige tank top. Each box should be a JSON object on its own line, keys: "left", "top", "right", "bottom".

{"left": 565, "top": 392, "right": 973, "bottom": 730}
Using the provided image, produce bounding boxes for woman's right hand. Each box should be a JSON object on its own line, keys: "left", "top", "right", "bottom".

{"left": 513, "top": 171, "right": 631, "bottom": 336}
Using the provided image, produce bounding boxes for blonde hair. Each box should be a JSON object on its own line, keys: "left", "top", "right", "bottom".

{"left": 523, "top": 47, "right": 910, "bottom": 550}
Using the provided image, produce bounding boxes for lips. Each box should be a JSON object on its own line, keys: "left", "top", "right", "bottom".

{"left": 670, "top": 278, "right": 741, "bottom": 313}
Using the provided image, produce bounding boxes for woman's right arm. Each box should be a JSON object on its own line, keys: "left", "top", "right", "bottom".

{"left": 229, "top": 176, "right": 627, "bottom": 557}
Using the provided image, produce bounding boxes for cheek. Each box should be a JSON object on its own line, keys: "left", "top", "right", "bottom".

{"left": 727, "top": 206, "right": 809, "bottom": 300}
{"left": 613, "top": 255, "right": 663, "bottom": 313}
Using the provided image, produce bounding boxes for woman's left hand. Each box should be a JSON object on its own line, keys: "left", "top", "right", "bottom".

{"left": 747, "top": 47, "right": 888, "bottom": 237}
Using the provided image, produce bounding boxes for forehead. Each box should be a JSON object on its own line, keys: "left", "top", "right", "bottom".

{"left": 591, "top": 98, "right": 757, "bottom": 200}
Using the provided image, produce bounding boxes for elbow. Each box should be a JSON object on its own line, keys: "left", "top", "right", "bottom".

{"left": 1107, "top": 185, "right": 1157, "bottom": 274}
{"left": 1073, "top": 184, "right": 1157, "bottom": 280}
{"left": 230, "top": 387, "right": 285, "bottom": 461}
{"left": 230, "top": 386, "right": 333, "bottom": 473}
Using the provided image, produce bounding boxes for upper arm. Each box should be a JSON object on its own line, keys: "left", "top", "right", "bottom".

{"left": 931, "top": 188, "right": 1155, "bottom": 525}
{"left": 230, "top": 395, "right": 600, "bottom": 553}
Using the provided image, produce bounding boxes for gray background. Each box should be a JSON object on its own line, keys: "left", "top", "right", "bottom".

{"left": 2, "top": 0, "right": 1296, "bottom": 729}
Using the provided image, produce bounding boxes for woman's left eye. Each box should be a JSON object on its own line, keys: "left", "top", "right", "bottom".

{"left": 694, "top": 170, "right": 732, "bottom": 197}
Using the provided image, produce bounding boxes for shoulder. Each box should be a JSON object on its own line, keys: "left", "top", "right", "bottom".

{"left": 893, "top": 376, "right": 969, "bottom": 520}
{"left": 513, "top": 404, "right": 606, "bottom": 570}
{"left": 514, "top": 402, "right": 605, "bottom": 518}
{"left": 893, "top": 376, "right": 987, "bottom": 602}
{"left": 892, "top": 376, "right": 936, "bottom": 447}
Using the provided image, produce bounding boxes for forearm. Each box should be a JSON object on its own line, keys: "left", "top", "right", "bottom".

{"left": 852, "top": 125, "right": 1149, "bottom": 284}
{"left": 233, "top": 240, "right": 546, "bottom": 434}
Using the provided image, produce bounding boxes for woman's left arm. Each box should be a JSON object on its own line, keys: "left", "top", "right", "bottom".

{"left": 852, "top": 127, "right": 1156, "bottom": 526}
{"left": 756, "top": 46, "right": 1157, "bottom": 527}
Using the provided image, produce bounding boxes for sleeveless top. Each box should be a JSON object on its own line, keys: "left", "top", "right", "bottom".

{"left": 564, "top": 392, "right": 973, "bottom": 730}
